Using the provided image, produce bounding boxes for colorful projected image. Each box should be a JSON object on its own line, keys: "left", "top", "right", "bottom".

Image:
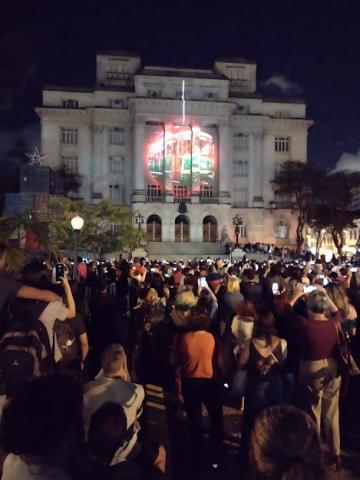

{"left": 145, "top": 125, "right": 216, "bottom": 193}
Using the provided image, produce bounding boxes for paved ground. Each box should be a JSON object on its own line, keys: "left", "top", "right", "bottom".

{"left": 144, "top": 383, "right": 360, "bottom": 480}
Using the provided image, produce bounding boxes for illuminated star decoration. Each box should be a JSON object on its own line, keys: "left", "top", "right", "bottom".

{"left": 25, "top": 147, "right": 46, "bottom": 166}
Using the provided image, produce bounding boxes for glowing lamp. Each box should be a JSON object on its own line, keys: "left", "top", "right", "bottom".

{"left": 71, "top": 216, "right": 84, "bottom": 231}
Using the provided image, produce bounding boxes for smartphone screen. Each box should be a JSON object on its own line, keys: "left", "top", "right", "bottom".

{"left": 351, "top": 267, "right": 357, "bottom": 272}
{"left": 150, "top": 268, "right": 156, "bottom": 272}
{"left": 272, "top": 283, "right": 279, "bottom": 295}
{"left": 55, "top": 264, "right": 65, "bottom": 281}
{"left": 304, "top": 285, "right": 317, "bottom": 294}
{"left": 198, "top": 277, "right": 207, "bottom": 288}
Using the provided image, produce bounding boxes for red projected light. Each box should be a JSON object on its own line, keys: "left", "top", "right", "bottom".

{"left": 145, "top": 125, "right": 216, "bottom": 193}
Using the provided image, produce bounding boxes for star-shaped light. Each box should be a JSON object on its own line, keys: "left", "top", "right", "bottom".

{"left": 25, "top": 147, "right": 46, "bottom": 166}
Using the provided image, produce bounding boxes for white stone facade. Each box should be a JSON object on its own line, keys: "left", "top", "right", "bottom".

{"left": 36, "top": 52, "right": 313, "bottom": 247}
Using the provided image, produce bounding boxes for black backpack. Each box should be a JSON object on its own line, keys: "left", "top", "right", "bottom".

{"left": 0, "top": 318, "right": 52, "bottom": 393}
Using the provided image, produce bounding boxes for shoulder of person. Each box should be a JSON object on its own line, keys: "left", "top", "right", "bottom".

{"left": 39, "top": 300, "right": 67, "bottom": 321}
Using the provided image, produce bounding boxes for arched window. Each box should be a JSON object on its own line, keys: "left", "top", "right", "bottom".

{"left": 147, "top": 215, "right": 162, "bottom": 242}
{"left": 203, "top": 216, "right": 217, "bottom": 242}
{"left": 275, "top": 219, "right": 289, "bottom": 239}
{"left": 175, "top": 215, "right": 190, "bottom": 242}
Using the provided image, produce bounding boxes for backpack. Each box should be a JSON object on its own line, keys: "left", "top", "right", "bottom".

{"left": 53, "top": 319, "right": 77, "bottom": 361}
{"left": 0, "top": 319, "right": 51, "bottom": 393}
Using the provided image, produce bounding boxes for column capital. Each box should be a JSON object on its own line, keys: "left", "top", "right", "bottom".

{"left": 135, "top": 116, "right": 146, "bottom": 125}
{"left": 92, "top": 124, "right": 106, "bottom": 133}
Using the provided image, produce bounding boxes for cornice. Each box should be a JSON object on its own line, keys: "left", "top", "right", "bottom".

{"left": 129, "top": 97, "right": 236, "bottom": 116}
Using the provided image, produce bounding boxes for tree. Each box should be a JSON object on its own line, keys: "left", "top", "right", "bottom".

{"left": 272, "top": 161, "right": 314, "bottom": 252}
{"left": 48, "top": 198, "right": 144, "bottom": 258}
{"left": 0, "top": 210, "right": 58, "bottom": 272}
{"left": 310, "top": 171, "right": 360, "bottom": 256}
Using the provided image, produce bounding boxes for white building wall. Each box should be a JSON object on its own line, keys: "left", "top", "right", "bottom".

{"left": 36, "top": 54, "right": 313, "bottom": 247}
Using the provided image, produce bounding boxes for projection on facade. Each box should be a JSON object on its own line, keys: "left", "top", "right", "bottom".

{"left": 145, "top": 124, "right": 217, "bottom": 195}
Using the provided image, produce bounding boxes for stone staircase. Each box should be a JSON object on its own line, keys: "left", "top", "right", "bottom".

{"left": 146, "top": 241, "right": 225, "bottom": 260}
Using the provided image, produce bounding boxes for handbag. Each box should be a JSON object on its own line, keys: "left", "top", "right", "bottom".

{"left": 335, "top": 319, "right": 360, "bottom": 395}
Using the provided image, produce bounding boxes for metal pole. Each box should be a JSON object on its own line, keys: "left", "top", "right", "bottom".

{"left": 73, "top": 230, "right": 79, "bottom": 281}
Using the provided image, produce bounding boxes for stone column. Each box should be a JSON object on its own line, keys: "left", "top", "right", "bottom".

{"left": 253, "top": 131, "right": 264, "bottom": 207}
{"left": 218, "top": 121, "right": 231, "bottom": 203}
{"left": 101, "top": 127, "right": 109, "bottom": 199}
{"left": 92, "top": 124, "right": 105, "bottom": 199}
{"left": 132, "top": 117, "right": 146, "bottom": 202}
{"left": 248, "top": 133, "right": 255, "bottom": 207}
{"left": 78, "top": 124, "right": 92, "bottom": 201}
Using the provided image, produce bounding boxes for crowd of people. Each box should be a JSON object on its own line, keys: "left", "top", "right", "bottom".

{"left": 0, "top": 241, "right": 359, "bottom": 479}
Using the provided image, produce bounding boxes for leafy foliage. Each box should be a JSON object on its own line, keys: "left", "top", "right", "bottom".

{"left": 48, "top": 198, "right": 144, "bottom": 258}
{"left": 271, "top": 161, "right": 314, "bottom": 251}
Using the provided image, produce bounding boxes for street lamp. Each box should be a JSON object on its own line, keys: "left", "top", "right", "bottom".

{"left": 135, "top": 212, "right": 144, "bottom": 230}
{"left": 71, "top": 215, "right": 84, "bottom": 280}
{"left": 232, "top": 214, "right": 243, "bottom": 247}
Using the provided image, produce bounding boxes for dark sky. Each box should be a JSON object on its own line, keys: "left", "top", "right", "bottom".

{"left": 2, "top": 0, "right": 360, "bottom": 171}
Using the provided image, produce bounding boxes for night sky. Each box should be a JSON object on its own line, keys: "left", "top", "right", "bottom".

{"left": 1, "top": 0, "right": 360, "bottom": 182}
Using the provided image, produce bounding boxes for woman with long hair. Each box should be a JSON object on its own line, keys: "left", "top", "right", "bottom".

{"left": 239, "top": 308, "right": 287, "bottom": 453}
{"left": 250, "top": 405, "right": 325, "bottom": 480}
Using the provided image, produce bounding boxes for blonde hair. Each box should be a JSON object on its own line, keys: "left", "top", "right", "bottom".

{"left": 325, "top": 283, "right": 351, "bottom": 319}
{"left": 227, "top": 276, "right": 240, "bottom": 293}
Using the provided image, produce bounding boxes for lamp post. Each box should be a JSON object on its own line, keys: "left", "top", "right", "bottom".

{"left": 135, "top": 212, "right": 144, "bottom": 230}
{"left": 71, "top": 215, "right": 84, "bottom": 280}
{"left": 232, "top": 214, "right": 243, "bottom": 247}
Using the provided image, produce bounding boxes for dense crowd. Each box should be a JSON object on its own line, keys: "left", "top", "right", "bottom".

{"left": 0, "top": 242, "right": 359, "bottom": 480}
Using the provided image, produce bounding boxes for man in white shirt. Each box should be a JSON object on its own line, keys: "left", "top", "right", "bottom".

{"left": 83, "top": 344, "right": 145, "bottom": 463}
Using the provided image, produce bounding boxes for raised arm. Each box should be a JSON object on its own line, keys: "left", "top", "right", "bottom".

{"left": 17, "top": 286, "right": 61, "bottom": 304}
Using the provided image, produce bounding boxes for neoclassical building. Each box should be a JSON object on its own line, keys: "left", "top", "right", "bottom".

{"left": 36, "top": 51, "right": 313, "bottom": 255}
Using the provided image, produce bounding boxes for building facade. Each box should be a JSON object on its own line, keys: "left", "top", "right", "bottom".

{"left": 36, "top": 52, "right": 313, "bottom": 253}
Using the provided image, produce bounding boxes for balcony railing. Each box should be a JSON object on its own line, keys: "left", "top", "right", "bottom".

{"left": 146, "top": 195, "right": 165, "bottom": 203}
{"left": 199, "top": 196, "right": 219, "bottom": 204}
{"left": 174, "top": 196, "right": 192, "bottom": 204}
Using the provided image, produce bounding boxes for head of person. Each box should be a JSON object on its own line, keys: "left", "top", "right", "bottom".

{"left": 245, "top": 269, "right": 257, "bottom": 282}
{"left": 250, "top": 405, "right": 324, "bottom": 480}
{"left": 325, "top": 282, "right": 350, "bottom": 318}
{"left": 227, "top": 276, "right": 240, "bottom": 293}
{"left": 99, "top": 279, "right": 108, "bottom": 293}
{"left": 21, "top": 261, "right": 52, "bottom": 290}
{"left": 187, "top": 308, "right": 211, "bottom": 332}
{"left": 171, "top": 289, "right": 197, "bottom": 327}
{"left": 252, "top": 308, "right": 277, "bottom": 344}
{"left": 306, "top": 290, "right": 330, "bottom": 317}
{"left": 0, "top": 243, "right": 7, "bottom": 270}
{"left": 101, "top": 344, "right": 128, "bottom": 378}
{"left": 145, "top": 288, "right": 159, "bottom": 305}
{"left": 88, "top": 402, "right": 128, "bottom": 466}
{"left": 236, "top": 300, "right": 256, "bottom": 319}
{"left": 0, "top": 374, "right": 83, "bottom": 464}
{"left": 197, "top": 288, "right": 213, "bottom": 313}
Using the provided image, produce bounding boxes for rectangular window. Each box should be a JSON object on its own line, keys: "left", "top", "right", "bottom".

{"left": 234, "top": 160, "right": 249, "bottom": 177}
{"left": 61, "top": 128, "right": 78, "bottom": 144}
{"left": 109, "top": 156, "right": 124, "bottom": 174}
{"left": 233, "top": 133, "right": 249, "bottom": 150}
{"left": 148, "top": 89, "right": 161, "bottom": 99}
{"left": 274, "top": 136, "right": 290, "bottom": 152}
{"left": 61, "top": 156, "right": 78, "bottom": 174}
{"left": 108, "top": 127, "right": 125, "bottom": 145}
{"left": 147, "top": 184, "right": 162, "bottom": 196}
{"left": 62, "top": 99, "right": 79, "bottom": 109}
{"left": 234, "top": 190, "right": 248, "bottom": 207}
{"left": 274, "top": 111, "right": 289, "bottom": 118}
{"left": 239, "top": 224, "right": 247, "bottom": 238}
{"left": 173, "top": 185, "right": 188, "bottom": 198}
{"left": 107, "top": 71, "right": 129, "bottom": 80}
{"left": 109, "top": 184, "right": 125, "bottom": 203}
{"left": 200, "top": 185, "right": 213, "bottom": 197}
